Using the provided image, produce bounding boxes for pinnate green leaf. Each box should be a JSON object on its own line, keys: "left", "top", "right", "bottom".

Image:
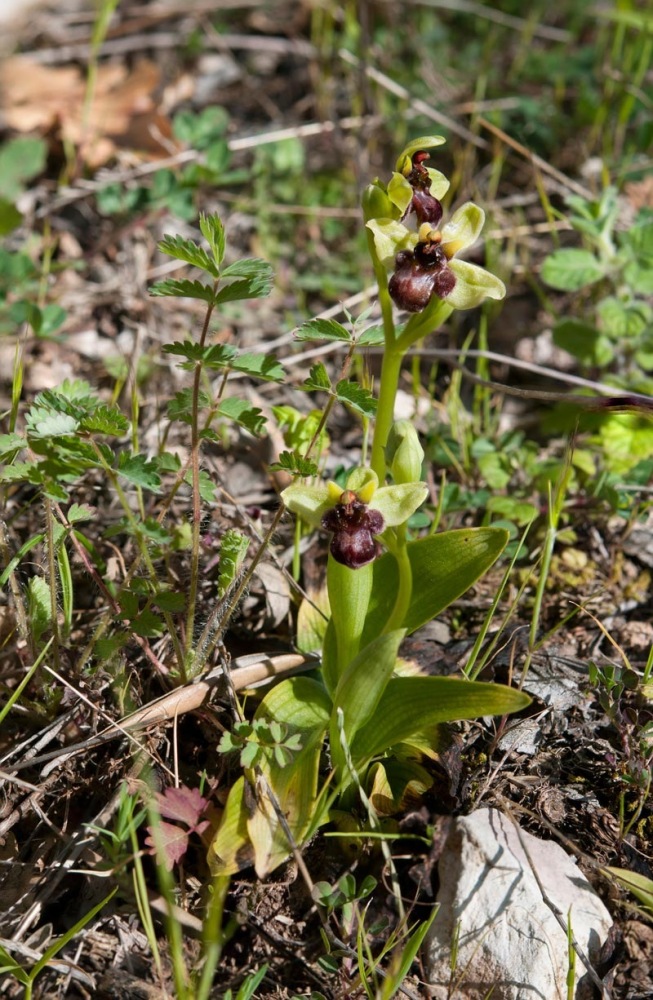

{"left": 231, "top": 352, "right": 285, "bottom": 382}
{"left": 199, "top": 213, "right": 226, "bottom": 267}
{"left": 80, "top": 404, "right": 130, "bottom": 436}
{"left": 357, "top": 325, "right": 385, "bottom": 346}
{"left": 221, "top": 258, "right": 274, "bottom": 283}
{"left": 216, "top": 397, "right": 266, "bottom": 435}
{"left": 303, "top": 363, "right": 331, "bottom": 392}
{"left": 270, "top": 450, "right": 319, "bottom": 477}
{"left": 295, "top": 318, "right": 352, "bottom": 343}
{"left": 158, "top": 234, "right": 218, "bottom": 276}
{"left": 213, "top": 274, "right": 272, "bottom": 304}
{"left": 335, "top": 379, "right": 377, "bottom": 417}
{"left": 149, "top": 278, "right": 217, "bottom": 302}
{"left": 116, "top": 453, "right": 162, "bottom": 491}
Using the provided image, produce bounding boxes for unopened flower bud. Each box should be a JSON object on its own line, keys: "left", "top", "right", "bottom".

{"left": 362, "top": 179, "right": 394, "bottom": 222}
{"left": 386, "top": 420, "right": 425, "bottom": 484}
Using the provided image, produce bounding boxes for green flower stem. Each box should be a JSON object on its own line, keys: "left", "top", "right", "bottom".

{"left": 397, "top": 299, "right": 454, "bottom": 352}
{"left": 370, "top": 344, "right": 403, "bottom": 481}
{"left": 382, "top": 526, "right": 412, "bottom": 634}
{"left": 327, "top": 556, "right": 373, "bottom": 677}
{"left": 371, "top": 294, "right": 453, "bottom": 482}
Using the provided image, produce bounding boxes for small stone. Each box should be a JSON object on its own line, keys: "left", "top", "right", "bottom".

{"left": 425, "top": 808, "right": 612, "bottom": 1000}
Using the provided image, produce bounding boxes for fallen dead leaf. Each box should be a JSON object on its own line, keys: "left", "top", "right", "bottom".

{"left": 0, "top": 56, "right": 172, "bottom": 167}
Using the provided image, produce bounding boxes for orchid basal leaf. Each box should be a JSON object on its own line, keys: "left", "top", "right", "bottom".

{"left": 447, "top": 260, "right": 506, "bottom": 310}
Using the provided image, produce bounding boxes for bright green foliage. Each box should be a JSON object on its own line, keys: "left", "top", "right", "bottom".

{"left": 541, "top": 188, "right": 653, "bottom": 392}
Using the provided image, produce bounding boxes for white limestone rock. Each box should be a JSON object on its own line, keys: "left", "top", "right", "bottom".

{"left": 425, "top": 808, "right": 612, "bottom": 999}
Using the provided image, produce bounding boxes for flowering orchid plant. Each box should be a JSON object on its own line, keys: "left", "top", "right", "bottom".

{"left": 210, "top": 139, "right": 529, "bottom": 878}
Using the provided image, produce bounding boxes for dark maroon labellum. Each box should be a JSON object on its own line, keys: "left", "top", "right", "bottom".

{"left": 388, "top": 239, "right": 456, "bottom": 312}
{"left": 321, "top": 491, "right": 385, "bottom": 569}
{"left": 403, "top": 150, "right": 443, "bottom": 227}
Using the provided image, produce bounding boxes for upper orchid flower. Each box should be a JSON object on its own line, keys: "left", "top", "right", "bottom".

{"left": 366, "top": 143, "right": 506, "bottom": 313}
{"left": 281, "top": 468, "right": 428, "bottom": 570}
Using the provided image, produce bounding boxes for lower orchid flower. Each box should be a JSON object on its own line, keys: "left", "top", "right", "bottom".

{"left": 281, "top": 468, "right": 428, "bottom": 570}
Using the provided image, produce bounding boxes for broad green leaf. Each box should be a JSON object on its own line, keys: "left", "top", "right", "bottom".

{"left": 624, "top": 260, "right": 653, "bottom": 295}
{"left": 352, "top": 676, "right": 530, "bottom": 766}
{"left": 553, "top": 318, "right": 613, "bottom": 366}
{"left": 216, "top": 397, "right": 265, "bottom": 435}
{"left": 162, "top": 341, "right": 237, "bottom": 368}
{"left": 0, "top": 135, "right": 47, "bottom": 200}
{"left": 116, "top": 453, "right": 162, "bottom": 491}
{"left": 199, "top": 213, "right": 226, "bottom": 267}
{"left": 208, "top": 776, "right": 253, "bottom": 876}
{"left": 295, "top": 318, "right": 352, "bottom": 343}
{"left": 621, "top": 218, "right": 653, "bottom": 259}
{"left": 363, "top": 528, "right": 509, "bottom": 642}
{"left": 367, "top": 758, "right": 433, "bottom": 814}
{"left": 231, "top": 352, "right": 285, "bottom": 382}
{"left": 597, "top": 413, "right": 653, "bottom": 475}
{"left": 296, "top": 586, "right": 330, "bottom": 653}
{"left": 335, "top": 380, "right": 377, "bottom": 418}
{"left": 158, "top": 234, "right": 218, "bottom": 276}
{"left": 328, "top": 557, "right": 374, "bottom": 679}
{"left": 603, "top": 867, "right": 653, "bottom": 914}
{"left": 540, "top": 248, "right": 605, "bottom": 291}
{"left": 597, "top": 297, "right": 650, "bottom": 340}
{"left": 248, "top": 676, "right": 332, "bottom": 876}
{"left": 303, "top": 362, "right": 332, "bottom": 392}
{"left": 149, "top": 278, "right": 217, "bottom": 302}
{"left": 0, "top": 198, "right": 22, "bottom": 236}
{"left": 331, "top": 630, "right": 405, "bottom": 777}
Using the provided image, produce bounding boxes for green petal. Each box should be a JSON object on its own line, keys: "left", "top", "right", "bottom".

{"left": 395, "top": 135, "right": 446, "bottom": 174}
{"left": 446, "top": 260, "right": 506, "bottom": 310}
{"left": 441, "top": 202, "right": 485, "bottom": 257}
{"left": 371, "top": 483, "right": 428, "bottom": 527}
{"left": 346, "top": 467, "right": 378, "bottom": 500}
{"left": 366, "top": 219, "right": 416, "bottom": 268}
{"left": 426, "top": 168, "right": 450, "bottom": 200}
{"left": 387, "top": 173, "right": 414, "bottom": 214}
{"left": 281, "top": 482, "right": 333, "bottom": 528}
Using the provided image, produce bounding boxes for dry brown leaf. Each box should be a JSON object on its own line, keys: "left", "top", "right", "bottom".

{"left": 0, "top": 56, "right": 170, "bottom": 167}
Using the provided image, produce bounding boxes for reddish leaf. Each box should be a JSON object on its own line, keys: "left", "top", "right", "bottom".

{"left": 145, "top": 820, "right": 190, "bottom": 871}
{"left": 155, "top": 785, "right": 208, "bottom": 828}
